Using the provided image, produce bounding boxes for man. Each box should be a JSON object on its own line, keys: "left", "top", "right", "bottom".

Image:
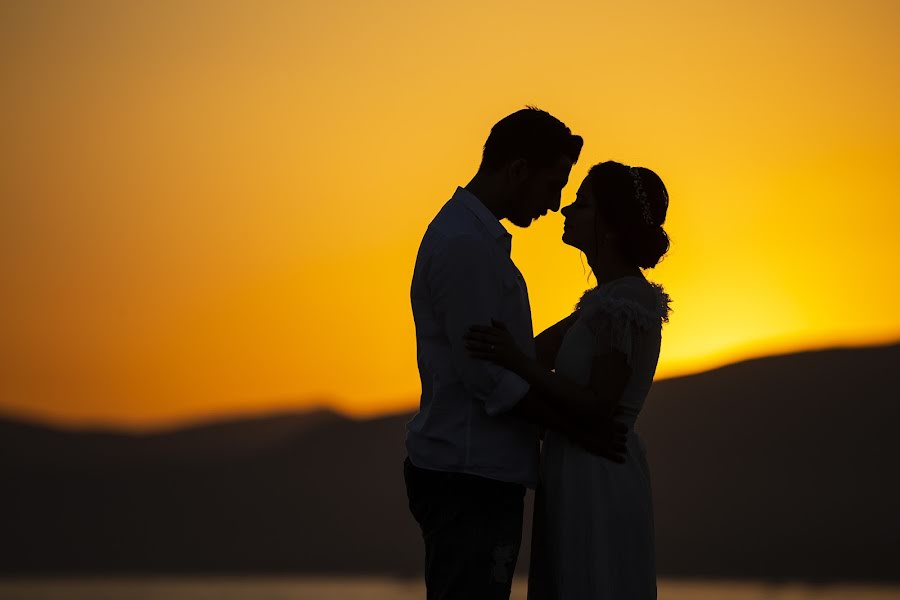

{"left": 405, "top": 107, "right": 625, "bottom": 599}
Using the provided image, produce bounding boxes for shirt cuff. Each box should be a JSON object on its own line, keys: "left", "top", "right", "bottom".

{"left": 483, "top": 370, "right": 531, "bottom": 416}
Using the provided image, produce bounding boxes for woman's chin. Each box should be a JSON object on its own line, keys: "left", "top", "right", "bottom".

{"left": 561, "top": 235, "right": 584, "bottom": 253}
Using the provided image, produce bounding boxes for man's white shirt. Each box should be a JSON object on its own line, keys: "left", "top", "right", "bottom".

{"left": 406, "top": 187, "right": 540, "bottom": 488}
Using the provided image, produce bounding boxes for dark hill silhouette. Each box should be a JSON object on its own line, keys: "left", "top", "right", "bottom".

{"left": 0, "top": 407, "right": 344, "bottom": 468}
{"left": 1, "top": 344, "right": 898, "bottom": 580}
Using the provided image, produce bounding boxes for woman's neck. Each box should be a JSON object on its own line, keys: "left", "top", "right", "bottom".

{"left": 587, "top": 254, "right": 643, "bottom": 286}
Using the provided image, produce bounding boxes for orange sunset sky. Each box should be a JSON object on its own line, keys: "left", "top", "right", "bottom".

{"left": 2, "top": 1, "right": 899, "bottom": 431}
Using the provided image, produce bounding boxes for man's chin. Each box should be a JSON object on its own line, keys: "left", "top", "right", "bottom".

{"left": 507, "top": 214, "right": 534, "bottom": 228}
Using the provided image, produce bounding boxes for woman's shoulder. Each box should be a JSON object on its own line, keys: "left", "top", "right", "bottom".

{"left": 575, "top": 276, "right": 671, "bottom": 329}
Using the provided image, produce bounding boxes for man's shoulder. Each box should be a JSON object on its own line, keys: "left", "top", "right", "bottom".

{"left": 422, "top": 203, "right": 489, "bottom": 253}
{"left": 421, "top": 226, "right": 491, "bottom": 261}
{"left": 428, "top": 196, "right": 481, "bottom": 236}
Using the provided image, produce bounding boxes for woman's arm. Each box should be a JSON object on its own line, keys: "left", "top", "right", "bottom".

{"left": 534, "top": 312, "right": 578, "bottom": 370}
{"left": 511, "top": 389, "right": 627, "bottom": 462}
{"left": 516, "top": 347, "right": 630, "bottom": 423}
{"left": 466, "top": 319, "right": 631, "bottom": 425}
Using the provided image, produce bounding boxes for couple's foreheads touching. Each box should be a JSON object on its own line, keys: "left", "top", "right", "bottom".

{"left": 465, "top": 106, "right": 669, "bottom": 280}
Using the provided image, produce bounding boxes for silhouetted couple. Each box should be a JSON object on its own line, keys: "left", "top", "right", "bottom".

{"left": 404, "top": 107, "right": 671, "bottom": 600}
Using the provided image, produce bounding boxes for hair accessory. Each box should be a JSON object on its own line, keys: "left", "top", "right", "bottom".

{"left": 629, "top": 167, "right": 654, "bottom": 226}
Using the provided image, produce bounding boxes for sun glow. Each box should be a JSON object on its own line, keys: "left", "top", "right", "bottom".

{"left": 2, "top": 0, "right": 898, "bottom": 429}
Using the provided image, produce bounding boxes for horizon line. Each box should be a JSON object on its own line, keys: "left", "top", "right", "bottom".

{"left": 2, "top": 338, "right": 897, "bottom": 436}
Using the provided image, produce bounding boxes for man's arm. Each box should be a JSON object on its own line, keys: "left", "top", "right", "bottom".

{"left": 468, "top": 313, "right": 631, "bottom": 423}
{"left": 518, "top": 348, "right": 631, "bottom": 424}
{"left": 511, "top": 389, "right": 627, "bottom": 462}
{"left": 429, "top": 234, "right": 530, "bottom": 415}
{"left": 466, "top": 319, "right": 630, "bottom": 460}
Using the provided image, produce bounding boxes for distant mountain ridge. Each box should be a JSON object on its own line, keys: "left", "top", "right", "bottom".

{"left": 1, "top": 344, "right": 898, "bottom": 580}
{"left": 0, "top": 407, "right": 345, "bottom": 467}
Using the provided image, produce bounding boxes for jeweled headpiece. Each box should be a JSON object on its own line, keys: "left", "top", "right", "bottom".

{"left": 629, "top": 166, "right": 654, "bottom": 226}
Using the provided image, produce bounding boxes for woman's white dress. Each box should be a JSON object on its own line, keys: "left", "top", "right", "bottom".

{"left": 528, "top": 276, "right": 670, "bottom": 600}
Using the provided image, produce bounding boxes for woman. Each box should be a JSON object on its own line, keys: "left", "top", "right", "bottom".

{"left": 465, "top": 160, "right": 671, "bottom": 599}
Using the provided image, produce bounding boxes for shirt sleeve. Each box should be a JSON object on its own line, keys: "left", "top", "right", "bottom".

{"left": 428, "top": 233, "right": 530, "bottom": 416}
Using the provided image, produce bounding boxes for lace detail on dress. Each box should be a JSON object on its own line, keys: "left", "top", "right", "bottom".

{"left": 573, "top": 278, "right": 671, "bottom": 361}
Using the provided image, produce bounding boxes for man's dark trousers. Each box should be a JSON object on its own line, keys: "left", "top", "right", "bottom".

{"left": 404, "top": 457, "right": 526, "bottom": 600}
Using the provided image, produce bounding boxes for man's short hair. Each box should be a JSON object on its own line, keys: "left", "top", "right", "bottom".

{"left": 480, "top": 106, "right": 583, "bottom": 172}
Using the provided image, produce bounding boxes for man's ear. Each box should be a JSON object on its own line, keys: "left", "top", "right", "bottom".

{"left": 507, "top": 158, "right": 529, "bottom": 186}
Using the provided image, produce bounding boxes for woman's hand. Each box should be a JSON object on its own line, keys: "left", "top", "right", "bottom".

{"left": 464, "top": 319, "right": 528, "bottom": 374}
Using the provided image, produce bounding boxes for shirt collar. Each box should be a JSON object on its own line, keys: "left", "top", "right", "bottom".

{"left": 452, "top": 186, "right": 512, "bottom": 249}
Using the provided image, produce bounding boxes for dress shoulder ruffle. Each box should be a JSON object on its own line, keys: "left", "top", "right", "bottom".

{"left": 574, "top": 278, "right": 670, "bottom": 360}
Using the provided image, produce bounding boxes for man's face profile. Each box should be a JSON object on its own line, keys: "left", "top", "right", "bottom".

{"left": 507, "top": 156, "right": 573, "bottom": 228}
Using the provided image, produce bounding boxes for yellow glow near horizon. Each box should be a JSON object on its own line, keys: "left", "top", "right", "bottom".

{"left": 2, "top": 1, "right": 899, "bottom": 430}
